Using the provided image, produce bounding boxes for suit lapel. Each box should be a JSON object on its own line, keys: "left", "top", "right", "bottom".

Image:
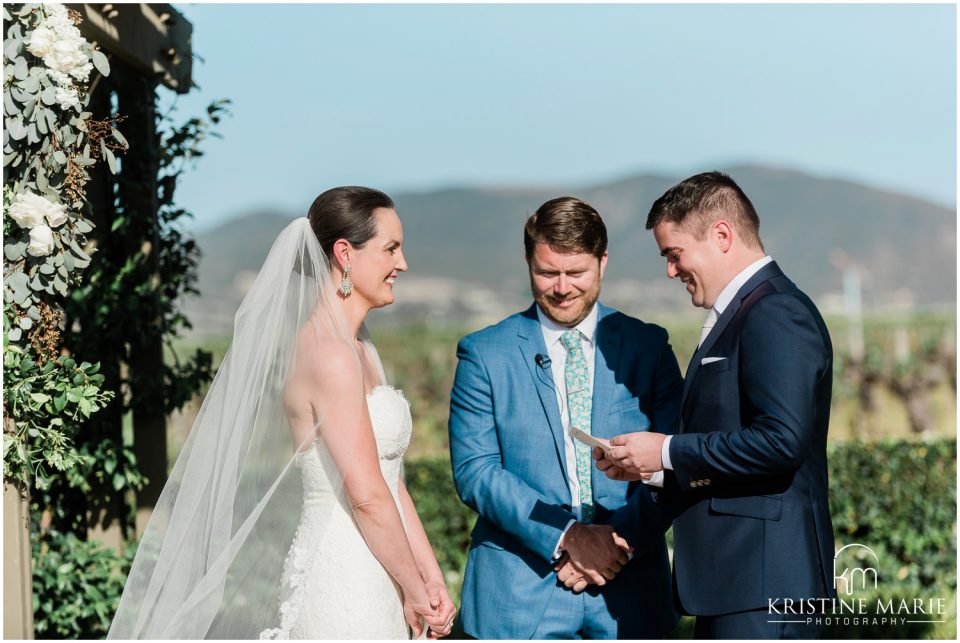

{"left": 517, "top": 305, "right": 568, "bottom": 482}
{"left": 590, "top": 304, "right": 621, "bottom": 438}
{"left": 681, "top": 262, "right": 784, "bottom": 415}
{"left": 682, "top": 303, "right": 740, "bottom": 404}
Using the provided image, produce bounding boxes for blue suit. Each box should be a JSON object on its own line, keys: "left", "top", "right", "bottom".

{"left": 449, "top": 303, "right": 682, "bottom": 639}
{"left": 661, "top": 262, "right": 835, "bottom": 636}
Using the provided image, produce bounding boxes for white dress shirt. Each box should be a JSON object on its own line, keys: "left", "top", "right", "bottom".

{"left": 661, "top": 255, "right": 774, "bottom": 471}
{"left": 536, "top": 303, "right": 600, "bottom": 556}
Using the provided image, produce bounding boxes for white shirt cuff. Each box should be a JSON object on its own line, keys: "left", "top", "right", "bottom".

{"left": 553, "top": 518, "right": 577, "bottom": 560}
{"left": 643, "top": 470, "right": 665, "bottom": 487}
{"left": 661, "top": 435, "right": 673, "bottom": 470}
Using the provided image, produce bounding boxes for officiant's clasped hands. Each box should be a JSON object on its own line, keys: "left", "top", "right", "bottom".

{"left": 553, "top": 522, "right": 633, "bottom": 592}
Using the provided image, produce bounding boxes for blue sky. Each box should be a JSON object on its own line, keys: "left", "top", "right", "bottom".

{"left": 163, "top": 3, "right": 957, "bottom": 231}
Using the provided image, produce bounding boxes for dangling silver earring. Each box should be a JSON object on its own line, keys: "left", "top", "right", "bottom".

{"left": 338, "top": 265, "right": 353, "bottom": 297}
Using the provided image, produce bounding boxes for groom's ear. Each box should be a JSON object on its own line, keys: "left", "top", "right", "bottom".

{"left": 599, "top": 251, "right": 609, "bottom": 278}
{"left": 712, "top": 220, "right": 734, "bottom": 253}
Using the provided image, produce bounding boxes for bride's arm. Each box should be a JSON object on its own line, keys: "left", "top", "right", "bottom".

{"left": 396, "top": 479, "right": 442, "bottom": 582}
{"left": 289, "top": 339, "right": 433, "bottom": 633}
{"left": 397, "top": 480, "right": 456, "bottom": 636}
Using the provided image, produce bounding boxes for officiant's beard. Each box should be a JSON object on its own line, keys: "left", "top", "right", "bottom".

{"left": 534, "top": 281, "right": 602, "bottom": 328}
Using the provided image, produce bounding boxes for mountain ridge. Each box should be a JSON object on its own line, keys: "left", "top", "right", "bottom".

{"left": 185, "top": 165, "right": 955, "bottom": 335}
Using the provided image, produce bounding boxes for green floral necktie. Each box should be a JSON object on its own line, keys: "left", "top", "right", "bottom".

{"left": 561, "top": 329, "right": 594, "bottom": 523}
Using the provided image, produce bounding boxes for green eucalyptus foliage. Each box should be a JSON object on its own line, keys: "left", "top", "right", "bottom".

{"left": 3, "top": 3, "right": 117, "bottom": 310}
{"left": 3, "top": 2, "right": 122, "bottom": 486}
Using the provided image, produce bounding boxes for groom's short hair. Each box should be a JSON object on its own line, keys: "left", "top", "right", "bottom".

{"left": 524, "top": 196, "right": 608, "bottom": 261}
{"left": 646, "top": 172, "right": 764, "bottom": 250}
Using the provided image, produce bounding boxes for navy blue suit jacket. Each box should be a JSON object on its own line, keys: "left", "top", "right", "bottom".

{"left": 661, "top": 261, "right": 836, "bottom": 616}
{"left": 449, "top": 303, "right": 682, "bottom": 639}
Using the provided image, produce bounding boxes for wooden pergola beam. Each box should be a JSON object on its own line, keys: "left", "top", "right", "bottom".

{"left": 68, "top": 3, "right": 192, "bottom": 93}
{"left": 3, "top": 479, "right": 33, "bottom": 639}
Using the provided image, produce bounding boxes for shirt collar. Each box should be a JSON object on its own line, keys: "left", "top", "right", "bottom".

{"left": 712, "top": 256, "right": 773, "bottom": 316}
{"left": 536, "top": 302, "right": 600, "bottom": 348}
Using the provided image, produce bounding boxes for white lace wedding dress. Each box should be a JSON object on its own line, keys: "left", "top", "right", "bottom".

{"left": 260, "top": 385, "right": 413, "bottom": 640}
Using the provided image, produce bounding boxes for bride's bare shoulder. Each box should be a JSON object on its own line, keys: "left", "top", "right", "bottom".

{"left": 284, "top": 322, "right": 361, "bottom": 443}
{"left": 292, "top": 321, "right": 361, "bottom": 383}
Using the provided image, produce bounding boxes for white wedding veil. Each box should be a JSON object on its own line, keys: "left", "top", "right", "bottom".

{"left": 109, "top": 217, "right": 383, "bottom": 638}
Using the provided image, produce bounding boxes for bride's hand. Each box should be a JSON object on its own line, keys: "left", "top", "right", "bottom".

{"left": 402, "top": 588, "right": 436, "bottom": 638}
{"left": 423, "top": 578, "right": 456, "bottom": 639}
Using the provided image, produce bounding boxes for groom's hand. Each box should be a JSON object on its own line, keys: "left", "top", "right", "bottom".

{"left": 593, "top": 447, "right": 649, "bottom": 481}
{"left": 554, "top": 523, "right": 632, "bottom": 591}
{"left": 603, "top": 432, "right": 665, "bottom": 475}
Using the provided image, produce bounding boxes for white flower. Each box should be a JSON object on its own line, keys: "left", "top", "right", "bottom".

{"left": 43, "top": 201, "right": 69, "bottom": 228}
{"left": 27, "top": 224, "right": 56, "bottom": 257}
{"left": 44, "top": 4, "right": 69, "bottom": 23}
{"left": 9, "top": 192, "right": 50, "bottom": 228}
{"left": 47, "top": 39, "right": 88, "bottom": 74}
{"left": 68, "top": 59, "right": 93, "bottom": 83}
{"left": 26, "top": 26, "right": 57, "bottom": 58}
{"left": 47, "top": 69, "right": 71, "bottom": 87}
{"left": 8, "top": 191, "right": 69, "bottom": 229}
{"left": 44, "top": 4, "right": 76, "bottom": 39}
{"left": 55, "top": 86, "right": 81, "bottom": 111}
{"left": 28, "top": 4, "right": 93, "bottom": 88}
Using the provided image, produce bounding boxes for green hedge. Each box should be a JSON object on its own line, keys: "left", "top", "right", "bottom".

{"left": 405, "top": 458, "right": 476, "bottom": 590}
{"left": 829, "top": 439, "right": 956, "bottom": 591}
{"left": 32, "top": 532, "right": 135, "bottom": 639}
{"left": 824, "top": 439, "right": 957, "bottom": 639}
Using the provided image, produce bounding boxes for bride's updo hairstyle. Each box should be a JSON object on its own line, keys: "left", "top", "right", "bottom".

{"left": 307, "top": 186, "right": 396, "bottom": 262}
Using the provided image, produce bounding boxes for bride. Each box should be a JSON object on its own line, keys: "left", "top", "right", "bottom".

{"left": 109, "top": 187, "right": 456, "bottom": 639}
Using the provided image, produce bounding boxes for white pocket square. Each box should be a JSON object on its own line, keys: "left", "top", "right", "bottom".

{"left": 701, "top": 357, "right": 726, "bottom": 365}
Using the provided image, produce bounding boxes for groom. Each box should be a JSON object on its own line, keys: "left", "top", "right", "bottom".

{"left": 598, "top": 172, "right": 836, "bottom": 638}
{"left": 449, "top": 197, "right": 682, "bottom": 639}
